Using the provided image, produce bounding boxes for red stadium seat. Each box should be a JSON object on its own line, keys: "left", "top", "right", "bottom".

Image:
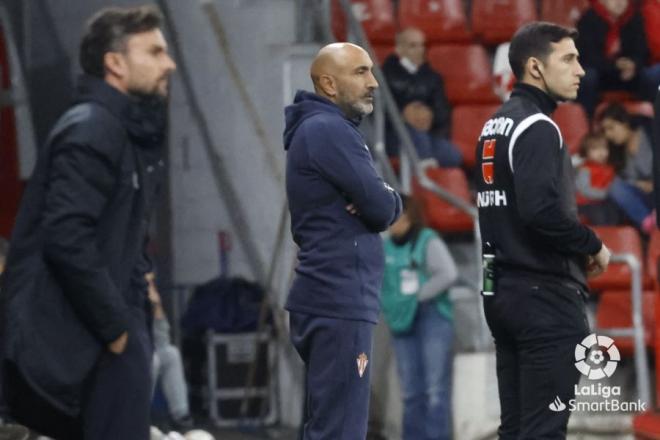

{"left": 427, "top": 44, "right": 499, "bottom": 105}
{"left": 540, "top": 0, "right": 589, "bottom": 28}
{"left": 451, "top": 104, "right": 500, "bottom": 169}
{"left": 599, "top": 90, "right": 636, "bottom": 103}
{"left": 622, "top": 101, "right": 655, "bottom": 118}
{"left": 413, "top": 166, "right": 474, "bottom": 233}
{"left": 471, "top": 0, "right": 538, "bottom": 46}
{"left": 643, "top": 0, "right": 660, "bottom": 64}
{"left": 331, "top": 0, "right": 397, "bottom": 44}
{"left": 371, "top": 44, "right": 395, "bottom": 65}
{"left": 0, "top": 27, "right": 24, "bottom": 237}
{"left": 552, "top": 102, "right": 589, "bottom": 156}
{"left": 398, "top": 0, "right": 472, "bottom": 43}
{"left": 595, "top": 100, "right": 654, "bottom": 122}
{"left": 595, "top": 290, "right": 655, "bottom": 356}
{"left": 589, "top": 226, "right": 651, "bottom": 292}
{"left": 648, "top": 230, "right": 660, "bottom": 289}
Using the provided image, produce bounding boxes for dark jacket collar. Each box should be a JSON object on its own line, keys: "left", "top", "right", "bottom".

{"left": 510, "top": 82, "right": 558, "bottom": 115}
{"left": 74, "top": 75, "right": 167, "bottom": 147}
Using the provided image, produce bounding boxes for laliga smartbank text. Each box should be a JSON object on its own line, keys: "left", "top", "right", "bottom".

{"left": 569, "top": 384, "right": 646, "bottom": 412}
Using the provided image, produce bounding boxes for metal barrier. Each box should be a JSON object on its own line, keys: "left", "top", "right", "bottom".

{"left": 0, "top": 4, "right": 37, "bottom": 179}
{"left": 595, "top": 253, "right": 651, "bottom": 406}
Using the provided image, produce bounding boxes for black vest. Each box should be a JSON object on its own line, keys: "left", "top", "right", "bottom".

{"left": 475, "top": 85, "right": 588, "bottom": 288}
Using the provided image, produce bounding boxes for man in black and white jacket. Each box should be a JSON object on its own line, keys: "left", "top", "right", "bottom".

{"left": 475, "top": 22, "right": 611, "bottom": 439}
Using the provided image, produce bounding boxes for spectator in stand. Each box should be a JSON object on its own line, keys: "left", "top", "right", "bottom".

{"left": 146, "top": 272, "right": 194, "bottom": 432}
{"left": 575, "top": 133, "right": 622, "bottom": 224}
{"left": 599, "top": 103, "right": 656, "bottom": 232}
{"left": 381, "top": 196, "right": 457, "bottom": 440}
{"left": 575, "top": 0, "right": 658, "bottom": 117}
{"left": 382, "top": 27, "right": 462, "bottom": 167}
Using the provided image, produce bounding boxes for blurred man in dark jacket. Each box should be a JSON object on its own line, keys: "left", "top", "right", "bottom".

{"left": 0, "top": 5, "right": 175, "bottom": 439}
{"left": 284, "top": 43, "right": 401, "bottom": 439}
{"left": 576, "top": 0, "right": 653, "bottom": 116}
{"left": 382, "top": 27, "right": 462, "bottom": 167}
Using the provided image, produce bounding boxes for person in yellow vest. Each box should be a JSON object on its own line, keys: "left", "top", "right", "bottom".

{"left": 381, "top": 196, "right": 458, "bottom": 440}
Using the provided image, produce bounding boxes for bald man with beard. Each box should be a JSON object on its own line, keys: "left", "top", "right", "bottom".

{"left": 283, "top": 43, "right": 402, "bottom": 439}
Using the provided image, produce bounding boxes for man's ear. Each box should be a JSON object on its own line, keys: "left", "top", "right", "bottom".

{"left": 527, "top": 57, "right": 543, "bottom": 80}
{"left": 318, "top": 74, "right": 337, "bottom": 97}
{"left": 103, "top": 52, "right": 126, "bottom": 78}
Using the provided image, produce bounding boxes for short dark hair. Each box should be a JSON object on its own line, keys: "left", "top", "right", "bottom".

{"left": 508, "top": 22, "right": 578, "bottom": 80}
{"left": 598, "top": 103, "right": 632, "bottom": 127}
{"left": 79, "top": 5, "right": 163, "bottom": 77}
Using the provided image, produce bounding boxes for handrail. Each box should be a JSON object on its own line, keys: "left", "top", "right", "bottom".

{"left": 371, "top": 89, "right": 402, "bottom": 193}
{"left": 595, "top": 253, "right": 651, "bottom": 406}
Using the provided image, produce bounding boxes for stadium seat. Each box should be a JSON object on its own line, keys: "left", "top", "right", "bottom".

{"left": 413, "top": 166, "right": 474, "bottom": 233}
{"left": 540, "top": 0, "right": 589, "bottom": 28}
{"left": 589, "top": 226, "right": 651, "bottom": 292}
{"left": 331, "top": 0, "right": 397, "bottom": 44}
{"left": 371, "top": 44, "right": 395, "bottom": 65}
{"left": 398, "top": 0, "right": 472, "bottom": 43}
{"left": 622, "top": 101, "right": 655, "bottom": 118}
{"left": 643, "top": 0, "right": 660, "bottom": 64}
{"left": 471, "top": 0, "right": 538, "bottom": 46}
{"left": 599, "top": 90, "right": 636, "bottom": 103}
{"left": 552, "top": 102, "right": 589, "bottom": 156}
{"left": 648, "top": 230, "right": 660, "bottom": 289}
{"left": 451, "top": 104, "right": 500, "bottom": 169}
{"left": 595, "top": 289, "right": 655, "bottom": 356}
{"left": 0, "top": 28, "right": 23, "bottom": 237}
{"left": 594, "top": 100, "right": 654, "bottom": 123}
{"left": 427, "top": 44, "right": 499, "bottom": 105}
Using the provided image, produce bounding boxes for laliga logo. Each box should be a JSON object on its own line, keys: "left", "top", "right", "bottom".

{"left": 574, "top": 333, "right": 620, "bottom": 380}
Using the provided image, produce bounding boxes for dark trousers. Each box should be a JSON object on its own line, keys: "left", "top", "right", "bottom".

{"left": 6, "top": 307, "right": 152, "bottom": 440}
{"left": 483, "top": 276, "right": 590, "bottom": 439}
{"left": 289, "top": 311, "right": 374, "bottom": 440}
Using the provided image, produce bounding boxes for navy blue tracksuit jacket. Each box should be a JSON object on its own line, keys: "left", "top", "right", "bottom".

{"left": 284, "top": 90, "right": 401, "bottom": 323}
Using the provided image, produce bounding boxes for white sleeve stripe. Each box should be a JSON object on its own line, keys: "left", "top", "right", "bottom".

{"left": 508, "top": 113, "right": 563, "bottom": 173}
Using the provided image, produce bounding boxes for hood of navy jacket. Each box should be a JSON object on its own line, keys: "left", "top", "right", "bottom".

{"left": 284, "top": 90, "right": 358, "bottom": 150}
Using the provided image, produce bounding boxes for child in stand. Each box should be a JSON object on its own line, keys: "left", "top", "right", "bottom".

{"left": 575, "top": 132, "right": 621, "bottom": 225}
